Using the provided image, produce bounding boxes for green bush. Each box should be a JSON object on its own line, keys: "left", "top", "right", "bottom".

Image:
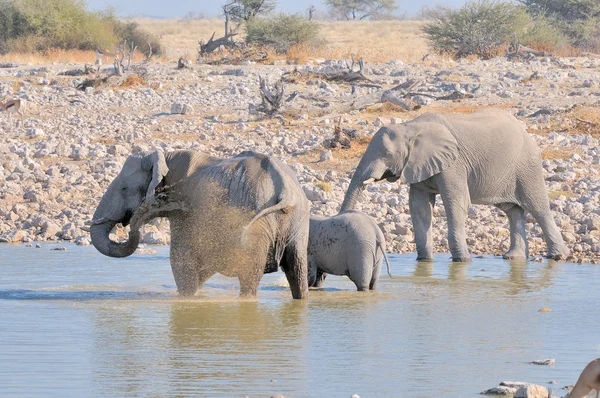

{"left": 512, "top": 8, "right": 568, "bottom": 50}
{"left": 423, "top": 0, "right": 569, "bottom": 58}
{"left": 113, "top": 20, "right": 163, "bottom": 56}
{"left": 519, "top": 0, "right": 600, "bottom": 50}
{"left": 0, "top": 0, "right": 162, "bottom": 54}
{"left": 423, "top": 0, "right": 522, "bottom": 59}
{"left": 246, "top": 13, "right": 321, "bottom": 53}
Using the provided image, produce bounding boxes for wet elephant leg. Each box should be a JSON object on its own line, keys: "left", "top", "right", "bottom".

{"left": 170, "top": 240, "right": 202, "bottom": 297}
{"left": 312, "top": 270, "right": 327, "bottom": 288}
{"left": 238, "top": 253, "right": 266, "bottom": 299}
{"left": 499, "top": 204, "right": 528, "bottom": 260}
{"left": 369, "top": 260, "right": 382, "bottom": 290}
{"left": 281, "top": 234, "right": 309, "bottom": 299}
{"left": 409, "top": 187, "right": 436, "bottom": 261}
{"left": 436, "top": 173, "right": 471, "bottom": 263}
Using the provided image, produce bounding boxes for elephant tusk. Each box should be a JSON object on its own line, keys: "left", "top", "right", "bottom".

{"left": 363, "top": 178, "right": 376, "bottom": 185}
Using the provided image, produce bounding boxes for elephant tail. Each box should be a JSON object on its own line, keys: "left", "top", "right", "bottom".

{"left": 377, "top": 241, "right": 392, "bottom": 278}
{"left": 248, "top": 194, "right": 293, "bottom": 227}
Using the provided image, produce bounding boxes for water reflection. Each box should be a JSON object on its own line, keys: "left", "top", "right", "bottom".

{"left": 90, "top": 300, "right": 308, "bottom": 397}
{"left": 411, "top": 257, "right": 559, "bottom": 295}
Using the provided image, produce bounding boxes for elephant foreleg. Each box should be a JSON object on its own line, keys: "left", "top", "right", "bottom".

{"left": 436, "top": 175, "right": 471, "bottom": 263}
{"left": 170, "top": 241, "right": 208, "bottom": 297}
{"left": 409, "top": 187, "right": 436, "bottom": 261}
{"left": 500, "top": 204, "right": 528, "bottom": 261}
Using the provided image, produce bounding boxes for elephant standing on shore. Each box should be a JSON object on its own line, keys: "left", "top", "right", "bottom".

{"left": 308, "top": 210, "right": 391, "bottom": 291}
{"left": 340, "top": 109, "right": 570, "bottom": 262}
{"left": 90, "top": 150, "right": 310, "bottom": 299}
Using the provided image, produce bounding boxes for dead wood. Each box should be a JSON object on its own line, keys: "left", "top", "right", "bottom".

{"left": 199, "top": 32, "right": 238, "bottom": 55}
{"left": 177, "top": 57, "right": 192, "bottom": 69}
{"left": 506, "top": 35, "right": 552, "bottom": 60}
{"left": 324, "top": 118, "right": 356, "bottom": 150}
{"left": 255, "top": 76, "right": 285, "bottom": 116}
{"left": 282, "top": 56, "right": 375, "bottom": 85}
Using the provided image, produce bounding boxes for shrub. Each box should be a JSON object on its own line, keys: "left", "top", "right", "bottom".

{"left": 246, "top": 13, "right": 321, "bottom": 54}
{"left": 512, "top": 8, "right": 568, "bottom": 51}
{"left": 519, "top": 0, "right": 600, "bottom": 50}
{"left": 0, "top": 0, "right": 162, "bottom": 55}
{"left": 113, "top": 20, "right": 163, "bottom": 56}
{"left": 422, "top": 0, "right": 521, "bottom": 59}
{"left": 423, "top": 0, "right": 569, "bottom": 58}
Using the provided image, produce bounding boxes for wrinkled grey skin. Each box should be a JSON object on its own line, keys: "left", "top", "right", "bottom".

{"left": 90, "top": 150, "right": 310, "bottom": 299}
{"left": 340, "top": 109, "right": 570, "bottom": 262}
{"left": 308, "top": 210, "right": 391, "bottom": 291}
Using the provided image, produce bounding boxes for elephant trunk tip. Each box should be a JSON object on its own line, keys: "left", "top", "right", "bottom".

{"left": 90, "top": 221, "right": 140, "bottom": 258}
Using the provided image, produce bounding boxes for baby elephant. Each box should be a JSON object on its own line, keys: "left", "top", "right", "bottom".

{"left": 308, "top": 210, "right": 391, "bottom": 291}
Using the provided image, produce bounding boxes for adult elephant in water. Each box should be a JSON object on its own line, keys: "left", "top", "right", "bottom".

{"left": 340, "top": 109, "right": 570, "bottom": 262}
{"left": 90, "top": 150, "right": 310, "bottom": 299}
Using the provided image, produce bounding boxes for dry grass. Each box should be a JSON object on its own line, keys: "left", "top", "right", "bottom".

{"left": 292, "top": 136, "right": 372, "bottom": 174}
{"left": 571, "top": 106, "right": 600, "bottom": 136}
{"left": 315, "top": 181, "right": 332, "bottom": 192}
{"left": 548, "top": 190, "right": 576, "bottom": 200}
{"left": 542, "top": 149, "right": 577, "bottom": 160}
{"left": 134, "top": 18, "right": 429, "bottom": 63}
{"left": 0, "top": 48, "right": 147, "bottom": 64}
{"left": 533, "top": 106, "right": 600, "bottom": 137}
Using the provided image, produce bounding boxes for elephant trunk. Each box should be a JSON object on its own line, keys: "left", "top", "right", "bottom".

{"left": 340, "top": 158, "right": 387, "bottom": 213}
{"left": 340, "top": 176, "right": 366, "bottom": 212}
{"left": 90, "top": 220, "right": 140, "bottom": 258}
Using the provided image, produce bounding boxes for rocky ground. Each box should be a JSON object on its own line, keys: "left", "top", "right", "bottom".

{"left": 1, "top": 54, "right": 600, "bottom": 262}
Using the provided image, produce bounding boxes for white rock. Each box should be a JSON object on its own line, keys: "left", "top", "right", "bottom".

{"left": 171, "top": 103, "right": 194, "bottom": 115}
{"left": 26, "top": 128, "right": 44, "bottom": 138}
{"left": 320, "top": 150, "right": 333, "bottom": 162}
{"left": 514, "top": 384, "right": 549, "bottom": 398}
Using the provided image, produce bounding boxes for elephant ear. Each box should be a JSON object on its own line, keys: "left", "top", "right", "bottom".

{"left": 142, "top": 150, "right": 169, "bottom": 200}
{"left": 400, "top": 123, "right": 459, "bottom": 184}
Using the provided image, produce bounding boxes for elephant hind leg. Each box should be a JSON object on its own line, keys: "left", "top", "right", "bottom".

{"left": 521, "top": 202, "right": 570, "bottom": 260}
{"left": 238, "top": 245, "right": 268, "bottom": 299}
{"left": 498, "top": 204, "right": 528, "bottom": 260}
{"left": 312, "top": 270, "right": 327, "bottom": 288}
{"left": 280, "top": 236, "right": 309, "bottom": 299}
{"left": 369, "top": 260, "right": 382, "bottom": 290}
{"left": 348, "top": 251, "right": 374, "bottom": 292}
{"left": 238, "top": 271, "right": 263, "bottom": 299}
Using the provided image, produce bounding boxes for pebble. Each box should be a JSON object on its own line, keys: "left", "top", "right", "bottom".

{"left": 530, "top": 359, "right": 555, "bottom": 366}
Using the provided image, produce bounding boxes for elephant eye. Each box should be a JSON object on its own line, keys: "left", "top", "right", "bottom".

{"left": 121, "top": 186, "right": 127, "bottom": 192}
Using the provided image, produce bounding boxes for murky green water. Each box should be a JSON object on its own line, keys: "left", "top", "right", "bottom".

{"left": 1, "top": 243, "right": 599, "bottom": 397}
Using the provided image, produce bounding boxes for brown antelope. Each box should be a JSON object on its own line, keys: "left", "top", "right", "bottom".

{"left": 0, "top": 98, "right": 25, "bottom": 127}
{"left": 567, "top": 358, "right": 600, "bottom": 398}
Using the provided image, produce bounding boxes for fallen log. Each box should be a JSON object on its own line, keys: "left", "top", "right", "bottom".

{"left": 199, "top": 32, "right": 238, "bottom": 54}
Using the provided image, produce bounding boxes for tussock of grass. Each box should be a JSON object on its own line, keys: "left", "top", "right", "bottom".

{"left": 542, "top": 149, "right": 577, "bottom": 160}
{"left": 315, "top": 181, "right": 332, "bottom": 192}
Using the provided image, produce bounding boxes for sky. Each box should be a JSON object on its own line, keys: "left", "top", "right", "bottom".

{"left": 87, "top": 0, "right": 468, "bottom": 19}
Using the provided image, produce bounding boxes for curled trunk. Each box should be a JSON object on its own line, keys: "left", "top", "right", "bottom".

{"left": 90, "top": 221, "right": 140, "bottom": 258}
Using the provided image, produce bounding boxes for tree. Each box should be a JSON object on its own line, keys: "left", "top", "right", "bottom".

{"left": 222, "top": 0, "right": 275, "bottom": 37}
{"left": 326, "top": 0, "right": 397, "bottom": 20}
